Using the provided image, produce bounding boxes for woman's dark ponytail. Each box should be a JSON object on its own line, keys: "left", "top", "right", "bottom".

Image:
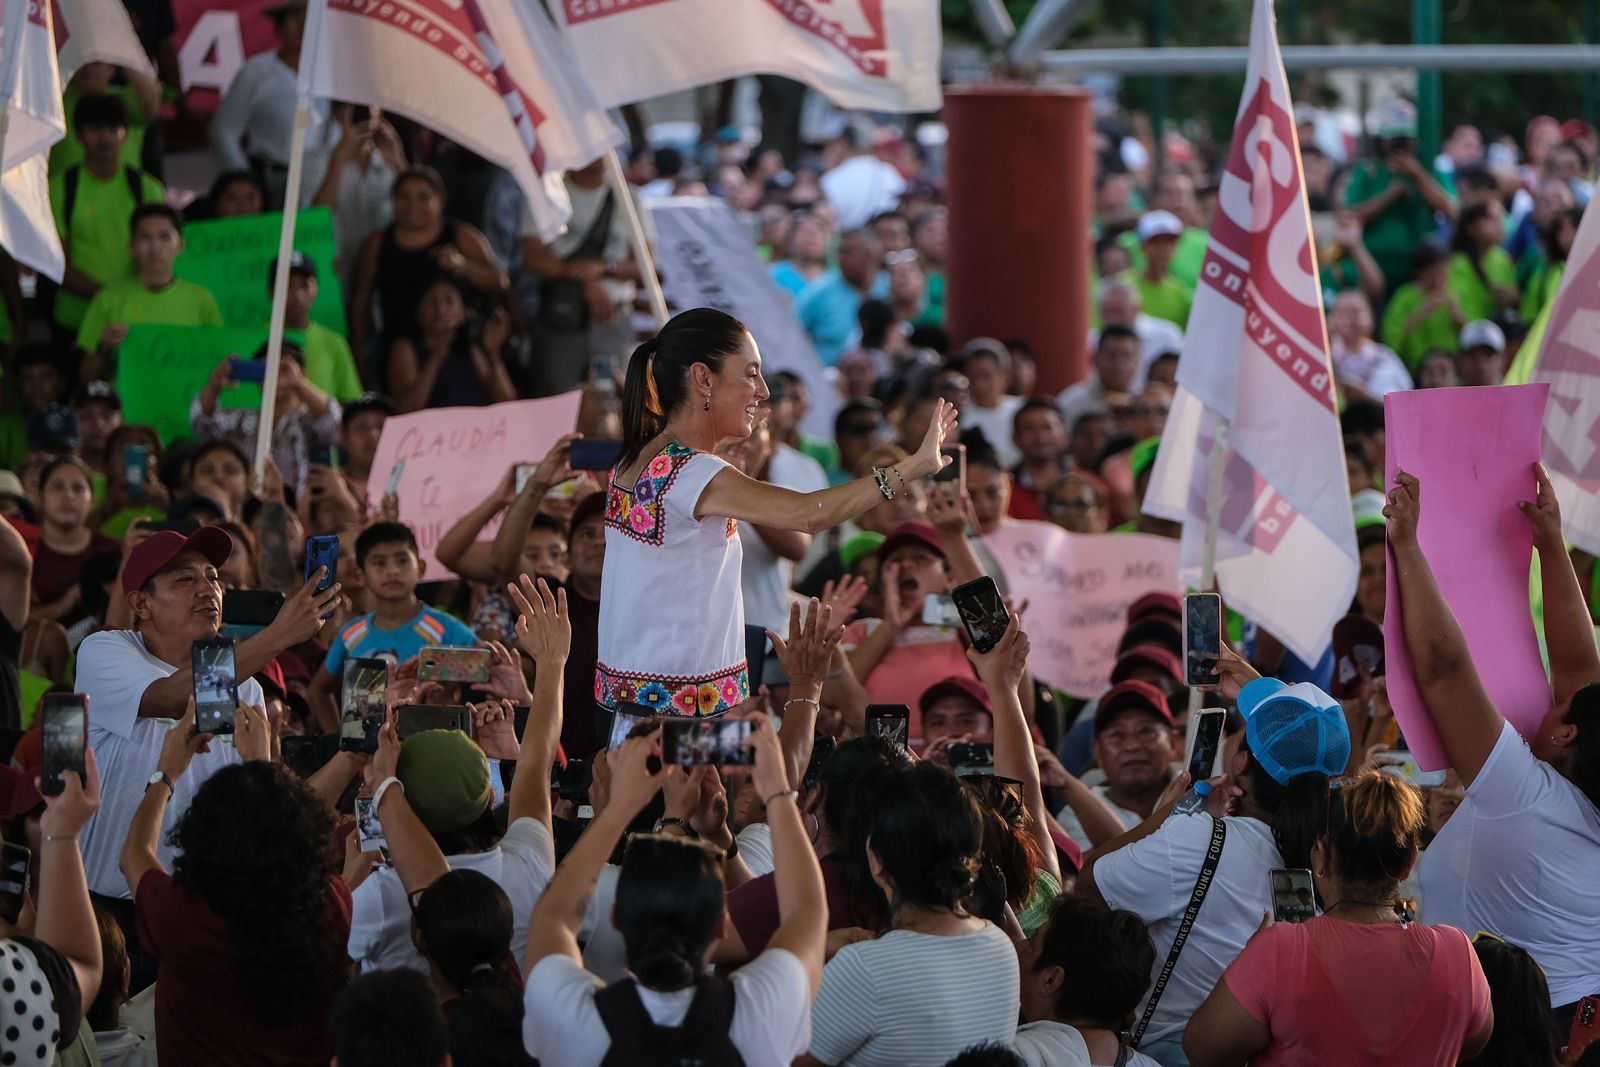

{"left": 616, "top": 308, "right": 751, "bottom": 470}
{"left": 1245, "top": 747, "right": 1328, "bottom": 872}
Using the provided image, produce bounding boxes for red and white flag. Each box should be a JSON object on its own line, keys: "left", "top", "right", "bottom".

{"left": 1143, "top": 0, "right": 1354, "bottom": 663}
{"left": 302, "top": 0, "right": 622, "bottom": 239}
{"left": 552, "top": 0, "right": 941, "bottom": 114}
{"left": 53, "top": 0, "right": 155, "bottom": 84}
{"left": 1529, "top": 198, "right": 1600, "bottom": 554}
{"left": 0, "top": 0, "right": 65, "bottom": 280}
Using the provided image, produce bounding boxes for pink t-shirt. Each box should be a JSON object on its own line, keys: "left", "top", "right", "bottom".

{"left": 841, "top": 619, "right": 976, "bottom": 749}
{"left": 1224, "top": 918, "right": 1490, "bottom": 1066}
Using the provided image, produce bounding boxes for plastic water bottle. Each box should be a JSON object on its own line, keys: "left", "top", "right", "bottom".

{"left": 1173, "top": 779, "right": 1213, "bottom": 817}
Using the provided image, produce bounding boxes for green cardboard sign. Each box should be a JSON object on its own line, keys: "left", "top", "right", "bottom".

{"left": 116, "top": 325, "right": 311, "bottom": 445}
{"left": 174, "top": 207, "right": 347, "bottom": 335}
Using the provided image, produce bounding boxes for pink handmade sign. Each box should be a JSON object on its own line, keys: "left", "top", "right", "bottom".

{"left": 1383, "top": 384, "right": 1551, "bottom": 770}
{"left": 985, "top": 523, "right": 1181, "bottom": 699}
{"left": 368, "top": 392, "right": 583, "bottom": 576}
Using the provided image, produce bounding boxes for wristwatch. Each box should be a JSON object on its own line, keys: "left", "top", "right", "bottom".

{"left": 653, "top": 817, "right": 697, "bottom": 838}
{"left": 146, "top": 771, "right": 173, "bottom": 797}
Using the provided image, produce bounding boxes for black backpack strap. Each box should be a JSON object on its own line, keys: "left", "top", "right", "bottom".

{"left": 681, "top": 975, "right": 738, "bottom": 1034}
{"left": 124, "top": 165, "right": 145, "bottom": 207}
{"left": 595, "top": 979, "right": 656, "bottom": 1065}
{"left": 1130, "top": 817, "right": 1227, "bottom": 1048}
{"left": 62, "top": 165, "right": 81, "bottom": 226}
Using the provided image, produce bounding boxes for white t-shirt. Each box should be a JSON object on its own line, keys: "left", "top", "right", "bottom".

{"left": 348, "top": 817, "right": 555, "bottom": 974}
{"left": 1058, "top": 379, "right": 1111, "bottom": 435}
{"left": 577, "top": 863, "right": 627, "bottom": 985}
{"left": 522, "top": 950, "right": 812, "bottom": 1067}
{"left": 1093, "top": 813, "right": 1282, "bottom": 1046}
{"left": 1419, "top": 721, "right": 1600, "bottom": 1006}
{"left": 1055, "top": 784, "right": 1144, "bottom": 852}
{"left": 598, "top": 446, "right": 748, "bottom": 716}
{"left": 809, "top": 922, "right": 1020, "bottom": 1066}
{"left": 1013, "top": 1020, "right": 1163, "bottom": 1067}
{"left": 739, "top": 451, "right": 823, "bottom": 635}
{"left": 1331, "top": 337, "right": 1414, "bottom": 397}
{"left": 75, "top": 631, "right": 255, "bottom": 899}
{"left": 736, "top": 821, "right": 776, "bottom": 878}
{"left": 961, "top": 395, "right": 1024, "bottom": 469}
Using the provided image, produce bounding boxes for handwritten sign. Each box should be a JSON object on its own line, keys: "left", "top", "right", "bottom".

{"left": 368, "top": 392, "right": 584, "bottom": 576}
{"left": 174, "top": 207, "right": 347, "bottom": 335}
{"left": 1383, "top": 384, "right": 1551, "bottom": 770}
{"left": 984, "top": 523, "right": 1181, "bottom": 698}
{"left": 116, "top": 325, "right": 278, "bottom": 444}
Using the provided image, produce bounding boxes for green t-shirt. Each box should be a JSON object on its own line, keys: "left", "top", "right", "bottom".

{"left": 49, "top": 164, "right": 166, "bottom": 329}
{"left": 1126, "top": 270, "right": 1193, "bottom": 328}
{"left": 1343, "top": 162, "right": 1457, "bottom": 290}
{"left": 1446, "top": 248, "right": 1517, "bottom": 324}
{"left": 1522, "top": 261, "right": 1565, "bottom": 326}
{"left": 302, "top": 320, "right": 364, "bottom": 403}
{"left": 100, "top": 502, "right": 164, "bottom": 541}
{"left": 76, "top": 277, "right": 224, "bottom": 363}
{"left": 0, "top": 409, "right": 25, "bottom": 470}
{"left": 49, "top": 84, "right": 148, "bottom": 175}
{"left": 913, "top": 272, "right": 946, "bottom": 329}
{"left": 1380, "top": 282, "right": 1460, "bottom": 370}
{"left": 1119, "top": 226, "right": 1209, "bottom": 288}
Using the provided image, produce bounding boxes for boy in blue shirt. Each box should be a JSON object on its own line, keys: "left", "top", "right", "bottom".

{"left": 309, "top": 521, "right": 479, "bottom": 731}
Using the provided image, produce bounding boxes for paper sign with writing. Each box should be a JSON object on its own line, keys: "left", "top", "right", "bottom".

{"left": 368, "top": 392, "right": 584, "bottom": 576}
{"left": 1383, "top": 384, "right": 1551, "bottom": 770}
{"left": 174, "top": 207, "right": 346, "bottom": 335}
{"left": 984, "top": 523, "right": 1182, "bottom": 698}
{"left": 116, "top": 325, "right": 280, "bottom": 444}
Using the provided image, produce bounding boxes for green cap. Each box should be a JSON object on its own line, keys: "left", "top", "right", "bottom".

{"left": 840, "top": 531, "right": 886, "bottom": 573}
{"left": 396, "top": 729, "right": 492, "bottom": 834}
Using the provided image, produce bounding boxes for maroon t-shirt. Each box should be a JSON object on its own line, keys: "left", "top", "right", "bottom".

{"left": 135, "top": 868, "right": 352, "bottom": 1066}
{"left": 727, "top": 856, "right": 871, "bottom": 955}
{"left": 31, "top": 533, "right": 116, "bottom": 622}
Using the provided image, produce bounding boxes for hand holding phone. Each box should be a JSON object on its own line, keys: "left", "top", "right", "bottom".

{"left": 191, "top": 638, "right": 239, "bottom": 735}
{"left": 340, "top": 658, "right": 390, "bottom": 754}
{"left": 952, "top": 576, "right": 1010, "bottom": 654}
{"left": 1184, "top": 593, "right": 1223, "bottom": 689}
{"left": 1270, "top": 868, "right": 1317, "bottom": 923}
{"left": 40, "top": 694, "right": 88, "bottom": 797}
{"left": 1187, "top": 708, "right": 1225, "bottom": 780}
{"left": 417, "top": 646, "right": 493, "bottom": 684}
{"left": 866, "top": 705, "right": 910, "bottom": 748}
{"left": 305, "top": 535, "right": 340, "bottom": 620}
{"left": 660, "top": 719, "right": 756, "bottom": 768}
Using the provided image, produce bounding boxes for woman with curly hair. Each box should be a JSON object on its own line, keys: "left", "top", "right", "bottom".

{"left": 119, "top": 700, "right": 351, "bottom": 1065}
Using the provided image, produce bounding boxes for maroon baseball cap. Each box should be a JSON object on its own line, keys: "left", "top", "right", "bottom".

{"left": 570, "top": 489, "right": 606, "bottom": 536}
{"left": 1110, "top": 646, "right": 1182, "bottom": 686}
{"left": 255, "top": 658, "right": 289, "bottom": 698}
{"left": 121, "top": 527, "right": 234, "bottom": 595}
{"left": 917, "top": 674, "right": 992, "bottom": 716}
{"left": 1093, "top": 679, "right": 1174, "bottom": 734}
{"left": 0, "top": 766, "right": 42, "bottom": 820}
{"left": 1330, "top": 614, "right": 1385, "bottom": 700}
{"left": 1126, "top": 592, "right": 1182, "bottom": 625}
{"left": 877, "top": 521, "right": 945, "bottom": 562}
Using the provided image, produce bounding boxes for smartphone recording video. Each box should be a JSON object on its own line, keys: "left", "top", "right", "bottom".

{"left": 305, "top": 535, "right": 339, "bottom": 619}
{"left": 191, "top": 637, "right": 239, "bottom": 735}
{"left": 1270, "top": 868, "right": 1317, "bottom": 924}
{"left": 354, "top": 795, "right": 388, "bottom": 854}
{"left": 1187, "top": 708, "right": 1225, "bottom": 780}
{"left": 40, "top": 694, "right": 88, "bottom": 797}
{"left": 947, "top": 741, "right": 995, "bottom": 777}
{"left": 660, "top": 719, "right": 756, "bottom": 769}
{"left": 340, "top": 658, "right": 390, "bottom": 754}
{"left": 1184, "top": 593, "right": 1223, "bottom": 689}
{"left": 866, "top": 705, "right": 910, "bottom": 748}
{"left": 952, "top": 576, "right": 1009, "bottom": 654}
{"left": 608, "top": 703, "right": 656, "bottom": 750}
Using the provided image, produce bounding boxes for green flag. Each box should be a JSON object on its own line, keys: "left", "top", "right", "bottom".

{"left": 174, "top": 207, "right": 347, "bottom": 335}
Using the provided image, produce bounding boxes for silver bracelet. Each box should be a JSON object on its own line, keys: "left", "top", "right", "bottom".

{"left": 783, "top": 698, "right": 819, "bottom": 711}
{"left": 872, "top": 466, "right": 895, "bottom": 500}
{"left": 763, "top": 787, "right": 799, "bottom": 807}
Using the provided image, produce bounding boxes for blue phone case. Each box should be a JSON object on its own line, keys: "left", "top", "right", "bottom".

{"left": 230, "top": 360, "right": 267, "bottom": 383}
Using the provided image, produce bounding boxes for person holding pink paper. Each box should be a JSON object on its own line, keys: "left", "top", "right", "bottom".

{"left": 1386, "top": 465, "right": 1600, "bottom": 1033}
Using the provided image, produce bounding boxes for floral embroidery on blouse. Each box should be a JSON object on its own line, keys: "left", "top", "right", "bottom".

{"left": 595, "top": 659, "right": 751, "bottom": 718}
{"left": 605, "top": 443, "right": 697, "bottom": 547}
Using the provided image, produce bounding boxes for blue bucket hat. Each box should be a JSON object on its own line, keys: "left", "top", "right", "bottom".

{"left": 1238, "top": 678, "right": 1351, "bottom": 784}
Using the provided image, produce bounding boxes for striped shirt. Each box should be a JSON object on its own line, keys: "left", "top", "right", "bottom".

{"left": 809, "top": 921, "right": 1020, "bottom": 1066}
{"left": 323, "top": 606, "right": 479, "bottom": 680}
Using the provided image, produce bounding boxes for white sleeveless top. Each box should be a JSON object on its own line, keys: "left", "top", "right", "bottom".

{"left": 596, "top": 443, "right": 748, "bottom": 717}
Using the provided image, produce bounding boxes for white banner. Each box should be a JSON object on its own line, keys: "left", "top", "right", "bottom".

{"left": 552, "top": 0, "right": 941, "bottom": 114}
{"left": 54, "top": 0, "right": 156, "bottom": 84}
{"left": 302, "top": 0, "right": 621, "bottom": 239}
{"left": 1, "top": 155, "right": 63, "bottom": 281}
{"left": 1529, "top": 196, "right": 1600, "bottom": 555}
{"left": 1143, "top": 0, "right": 1355, "bottom": 663}
{"left": 0, "top": 0, "right": 65, "bottom": 280}
{"left": 648, "top": 197, "right": 839, "bottom": 441}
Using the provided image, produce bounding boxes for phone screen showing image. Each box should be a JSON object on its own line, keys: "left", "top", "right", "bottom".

{"left": 660, "top": 719, "right": 755, "bottom": 768}
{"left": 417, "top": 646, "right": 492, "bottom": 684}
{"left": 1187, "top": 709, "right": 1225, "bottom": 780}
{"left": 866, "top": 705, "right": 910, "bottom": 748}
{"left": 1270, "top": 868, "right": 1317, "bottom": 923}
{"left": 340, "top": 658, "right": 389, "bottom": 753}
{"left": 1184, "top": 593, "right": 1223, "bottom": 688}
{"left": 952, "top": 577, "right": 1009, "bottom": 654}
{"left": 948, "top": 741, "right": 996, "bottom": 777}
{"left": 608, "top": 704, "right": 656, "bottom": 750}
{"left": 191, "top": 638, "right": 239, "bottom": 735}
{"left": 354, "top": 795, "right": 387, "bottom": 854}
{"left": 41, "top": 695, "right": 88, "bottom": 797}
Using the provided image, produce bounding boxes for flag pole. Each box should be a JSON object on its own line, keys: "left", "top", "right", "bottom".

{"left": 253, "top": 0, "right": 322, "bottom": 485}
{"left": 1188, "top": 413, "right": 1232, "bottom": 725}
{"left": 601, "top": 146, "right": 668, "bottom": 328}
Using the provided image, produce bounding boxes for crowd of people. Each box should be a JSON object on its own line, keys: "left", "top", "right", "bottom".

{"left": 0, "top": 1, "right": 1598, "bottom": 1064}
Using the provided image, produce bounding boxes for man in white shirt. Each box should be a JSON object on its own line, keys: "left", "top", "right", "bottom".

{"left": 1328, "top": 289, "right": 1413, "bottom": 399}
{"left": 959, "top": 339, "right": 1024, "bottom": 469}
{"left": 1056, "top": 681, "right": 1180, "bottom": 850}
{"left": 1059, "top": 325, "right": 1142, "bottom": 434}
{"left": 76, "top": 527, "right": 340, "bottom": 901}
{"left": 1090, "top": 278, "right": 1184, "bottom": 383}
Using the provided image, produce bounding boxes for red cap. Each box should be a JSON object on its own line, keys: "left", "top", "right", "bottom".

{"left": 0, "top": 766, "right": 42, "bottom": 820}
{"left": 1110, "top": 646, "right": 1182, "bottom": 685}
{"left": 1126, "top": 592, "right": 1182, "bottom": 625}
{"left": 121, "top": 527, "right": 234, "bottom": 596}
{"left": 1561, "top": 118, "right": 1596, "bottom": 144}
{"left": 255, "top": 658, "right": 288, "bottom": 698}
{"left": 876, "top": 521, "right": 945, "bottom": 563}
{"left": 1093, "top": 679, "right": 1174, "bottom": 734}
{"left": 917, "top": 674, "right": 992, "bottom": 716}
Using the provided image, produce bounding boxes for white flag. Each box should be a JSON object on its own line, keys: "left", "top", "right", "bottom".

{"left": 54, "top": 0, "right": 156, "bottom": 84}
{"left": 303, "top": 0, "right": 622, "bottom": 239}
{"left": 1143, "top": 0, "right": 1354, "bottom": 663}
{"left": 0, "top": 0, "right": 65, "bottom": 280}
{"left": 553, "top": 0, "right": 941, "bottom": 113}
{"left": 1529, "top": 198, "right": 1600, "bottom": 555}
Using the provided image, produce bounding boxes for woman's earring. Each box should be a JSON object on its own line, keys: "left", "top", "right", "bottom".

{"left": 704, "top": 394, "right": 712, "bottom": 410}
